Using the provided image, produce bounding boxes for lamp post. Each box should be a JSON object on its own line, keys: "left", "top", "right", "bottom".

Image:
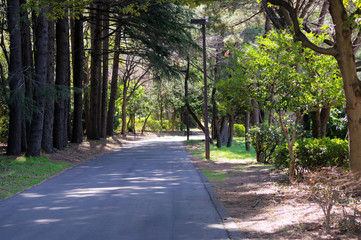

{"left": 191, "top": 18, "right": 210, "bottom": 160}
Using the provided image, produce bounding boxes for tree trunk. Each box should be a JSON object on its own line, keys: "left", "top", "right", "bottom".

{"left": 185, "top": 102, "right": 213, "bottom": 144}
{"left": 88, "top": 4, "right": 102, "bottom": 140}
{"left": 100, "top": 7, "right": 109, "bottom": 138}
{"left": 84, "top": 55, "right": 90, "bottom": 135}
{"left": 227, "top": 115, "right": 235, "bottom": 148}
{"left": 171, "top": 107, "right": 176, "bottom": 121}
{"left": 20, "top": 0, "right": 33, "bottom": 152}
{"left": 7, "top": 0, "right": 24, "bottom": 155}
{"left": 220, "top": 117, "right": 228, "bottom": 145}
{"left": 320, "top": 106, "right": 331, "bottom": 138}
{"left": 328, "top": 1, "right": 361, "bottom": 173}
{"left": 251, "top": 99, "right": 260, "bottom": 126}
{"left": 26, "top": 11, "right": 48, "bottom": 157}
{"left": 212, "top": 87, "right": 221, "bottom": 148}
{"left": 106, "top": 28, "right": 121, "bottom": 136}
{"left": 185, "top": 56, "right": 190, "bottom": 140}
{"left": 121, "top": 84, "right": 128, "bottom": 137}
{"left": 245, "top": 111, "right": 250, "bottom": 151}
{"left": 141, "top": 112, "right": 152, "bottom": 134}
{"left": 71, "top": 16, "right": 84, "bottom": 143}
{"left": 311, "top": 108, "right": 321, "bottom": 139}
{"left": 42, "top": 20, "right": 55, "bottom": 154}
{"left": 53, "top": 15, "right": 69, "bottom": 150}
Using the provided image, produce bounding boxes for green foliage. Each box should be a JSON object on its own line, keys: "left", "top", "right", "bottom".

{"left": 134, "top": 117, "right": 182, "bottom": 132}
{"left": 273, "top": 143, "right": 291, "bottom": 169}
{"left": 296, "top": 138, "right": 349, "bottom": 170}
{"left": 273, "top": 137, "right": 349, "bottom": 173}
{"left": 0, "top": 155, "right": 71, "bottom": 200}
{"left": 248, "top": 123, "right": 284, "bottom": 163}
{"left": 327, "top": 108, "right": 348, "bottom": 139}
{"left": 23, "top": 0, "right": 92, "bottom": 20}
{"left": 233, "top": 124, "right": 245, "bottom": 137}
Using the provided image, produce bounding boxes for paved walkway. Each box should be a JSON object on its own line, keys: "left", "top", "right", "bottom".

{"left": 0, "top": 137, "right": 233, "bottom": 240}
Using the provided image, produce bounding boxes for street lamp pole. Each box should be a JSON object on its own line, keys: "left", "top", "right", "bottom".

{"left": 191, "top": 18, "right": 210, "bottom": 160}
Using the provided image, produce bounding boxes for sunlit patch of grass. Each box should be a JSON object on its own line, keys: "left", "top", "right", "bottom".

{"left": 185, "top": 137, "right": 257, "bottom": 163}
{"left": 203, "top": 170, "right": 228, "bottom": 181}
{"left": 0, "top": 155, "right": 71, "bottom": 200}
{"left": 209, "top": 138, "right": 257, "bottom": 162}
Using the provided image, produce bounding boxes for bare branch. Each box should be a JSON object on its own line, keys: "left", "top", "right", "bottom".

{"left": 266, "top": 0, "right": 337, "bottom": 56}
{"left": 232, "top": 10, "right": 262, "bottom": 27}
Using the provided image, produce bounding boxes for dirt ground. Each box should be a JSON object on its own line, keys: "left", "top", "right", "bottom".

{"left": 185, "top": 143, "right": 361, "bottom": 240}
{"left": 45, "top": 134, "right": 360, "bottom": 239}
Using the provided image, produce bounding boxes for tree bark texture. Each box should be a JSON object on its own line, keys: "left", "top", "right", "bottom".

{"left": 251, "top": 99, "right": 260, "bottom": 126}
{"left": 26, "top": 12, "right": 48, "bottom": 157}
{"left": 71, "top": 17, "right": 84, "bottom": 143}
{"left": 54, "top": 15, "right": 69, "bottom": 150}
{"left": 227, "top": 115, "right": 235, "bottom": 148}
{"left": 311, "top": 108, "right": 321, "bottom": 138}
{"left": 121, "top": 81, "right": 128, "bottom": 137}
{"left": 106, "top": 29, "right": 121, "bottom": 136}
{"left": 185, "top": 100, "right": 213, "bottom": 144}
{"left": 101, "top": 8, "right": 109, "bottom": 138}
{"left": 20, "top": 0, "right": 33, "bottom": 152}
{"left": 141, "top": 112, "right": 152, "bottom": 134}
{"left": 212, "top": 87, "right": 221, "bottom": 148}
{"left": 84, "top": 55, "right": 90, "bottom": 136}
{"left": 42, "top": 20, "right": 55, "bottom": 153}
{"left": 320, "top": 106, "right": 331, "bottom": 138}
{"left": 245, "top": 111, "right": 250, "bottom": 151}
{"left": 7, "top": 0, "right": 24, "bottom": 155}
{"left": 185, "top": 57, "right": 190, "bottom": 141}
{"left": 88, "top": 5, "right": 102, "bottom": 140}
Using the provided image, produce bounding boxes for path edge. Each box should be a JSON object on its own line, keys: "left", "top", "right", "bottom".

{"left": 192, "top": 161, "right": 244, "bottom": 240}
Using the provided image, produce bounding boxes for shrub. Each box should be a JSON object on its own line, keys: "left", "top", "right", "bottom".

{"left": 273, "top": 137, "right": 349, "bottom": 173}
{"left": 234, "top": 124, "right": 245, "bottom": 137}
{"left": 273, "top": 143, "right": 291, "bottom": 169}
{"left": 248, "top": 123, "right": 284, "bottom": 163}
{"left": 297, "top": 137, "right": 348, "bottom": 170}
{"left": 143, "top": 118, "right": 162, "bottom": 132}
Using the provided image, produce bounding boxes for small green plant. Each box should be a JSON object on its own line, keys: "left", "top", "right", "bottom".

{"left": 248, "top": 123, "right": 284, "bottom": 163}
{"left": 234, "top": 124, "right": 245, "bottom": 137}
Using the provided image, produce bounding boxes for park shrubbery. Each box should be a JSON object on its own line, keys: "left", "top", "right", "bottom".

{"left": 273, "top": 137, "right": 349, "bottom": 174}
{"left": 234, "top": 124, "right": 245, "bottom": 137}
{"left": 248, "top": 123, "right": 284, "bottom": 163}
{"left": 134, "top": 118, "right": 182, "bottom": 132}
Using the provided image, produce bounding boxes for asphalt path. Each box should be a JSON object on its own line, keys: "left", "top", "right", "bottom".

{"left": 0, "top": 136, "right": 233, "bottom": 240}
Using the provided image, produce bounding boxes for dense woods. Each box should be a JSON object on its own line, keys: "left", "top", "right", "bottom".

{"left": 2, "top": 0, "right": 361, "bottom": 182}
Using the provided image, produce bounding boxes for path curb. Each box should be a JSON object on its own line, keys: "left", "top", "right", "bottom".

{"left": 195, "top": 165, "right": 243, "bottom": 240}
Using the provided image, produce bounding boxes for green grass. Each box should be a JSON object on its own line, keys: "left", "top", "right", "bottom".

{"left": 185, "top": 137, "right": 257, "bottom": 163}
{"left": 0, "top": 155, "right": 71, "bottom": 200}
{"left": 202, "top": 170, "right": 228, "bottom": 181}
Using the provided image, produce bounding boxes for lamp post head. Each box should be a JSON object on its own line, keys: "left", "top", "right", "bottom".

{"left": 190, "top": 19, "right": 206, "bottom": 25}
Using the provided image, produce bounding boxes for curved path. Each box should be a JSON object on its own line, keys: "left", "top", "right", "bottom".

{"left": 0, "top": 137, "right": 234, "bottom": 240}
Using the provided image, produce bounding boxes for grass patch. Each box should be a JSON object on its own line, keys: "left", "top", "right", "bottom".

{"left": 0, "top": 155, "right": 71, "bottom": 200}
{"left": 210, "top": 138, "right": 257, "bottom": 162}
{"left": 203, "top": 170, "right": 228, "bottom": 181}
{"left": 185, "top": 137, "right": 257, "bottom": 163}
